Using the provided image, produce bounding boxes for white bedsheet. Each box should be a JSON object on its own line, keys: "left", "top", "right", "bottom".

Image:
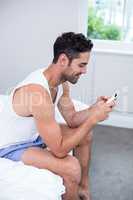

{"left": 0, "top": 99, "right": 88, "bottom": 200}
{"left": 0, "top": 157, "right": 65, "bottom": 200}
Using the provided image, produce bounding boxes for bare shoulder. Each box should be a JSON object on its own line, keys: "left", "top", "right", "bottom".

{"left": 26, "top": 84, "right": 54, "bottom": 118}
{"left": 13, "top": 84, "right": 53, "bottom": 117}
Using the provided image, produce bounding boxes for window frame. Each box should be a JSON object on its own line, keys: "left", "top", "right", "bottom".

{"left": 86, "top": 0, "right": 133, "bottom": 55}
{"left": 78, "top": 0, "right": 133, "bottom": 55}
{"left": 92, "top": 39, "right": 133, "bottom": 56}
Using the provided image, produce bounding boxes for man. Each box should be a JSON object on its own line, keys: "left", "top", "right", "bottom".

{"left": 0, "top": 32, "right": 115, "bottom": 200}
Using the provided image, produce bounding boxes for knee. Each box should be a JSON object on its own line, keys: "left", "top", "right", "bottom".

{"left": 63, "top": 155, "right": 81, "bottom": 184}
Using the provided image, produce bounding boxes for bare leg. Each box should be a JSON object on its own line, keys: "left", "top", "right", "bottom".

{"left": 21, "top": 147, "right": 81, "bottom": 200}
{"left": 74, "top": 131, "right": 93, "bottom": 200}
{"left": 60, "top": 124, "right": 93, "bottom": 200}
{"left": 58, "top": 81, "right": 93, "bottom": 199}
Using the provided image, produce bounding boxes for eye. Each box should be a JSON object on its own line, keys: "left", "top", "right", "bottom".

{"left": 79, "top": 64, "right": 84, "bottom": 68}
{"left": 79, "top": 64, "right": 87, "bottom": 69}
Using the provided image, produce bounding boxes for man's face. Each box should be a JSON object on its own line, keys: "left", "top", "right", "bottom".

{"left": 63, "top": 52, "right": 90, "bottom": 84}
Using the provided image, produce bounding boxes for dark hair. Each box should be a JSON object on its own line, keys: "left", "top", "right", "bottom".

{"left": 52, "top": 32, "right": 93, "bottom": 64}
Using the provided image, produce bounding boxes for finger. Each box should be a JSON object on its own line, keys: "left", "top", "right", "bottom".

{"left": 107, "top": 107, "right": 113, "bottom": 112}
{"left": 97, "top": 96, "right": 109, "bottom": 102}
{"left": 106, "top": 100, "right": 116, "bottom": 107}
{"left": 107, "top": 103, "right": 116, "bottom": 112}
{"left": 101, "top": 96, "right": 110, "bottom": 101}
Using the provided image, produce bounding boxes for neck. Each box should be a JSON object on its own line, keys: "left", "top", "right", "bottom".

{"left": 43, "top": 63, "right": 63, "bottom": 88}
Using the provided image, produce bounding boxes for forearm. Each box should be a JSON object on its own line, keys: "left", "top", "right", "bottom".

{"left": 56, "top": 115, "right": 96, "bottom": 158}
{"left": 70, "top": 108, "right": 91, "bottom": 128}
{"left": 58, "top": 98, "right": 91, "bottom": 128}
{"left": 58, "top": 82, "right": 91, "bottom": 128}
{"left": 57, "top": 96, "right": 76, "bottom": 126}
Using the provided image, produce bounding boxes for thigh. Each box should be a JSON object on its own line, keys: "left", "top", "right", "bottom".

{"left": 21, "top": 146, "right": 76, "bottom": 177}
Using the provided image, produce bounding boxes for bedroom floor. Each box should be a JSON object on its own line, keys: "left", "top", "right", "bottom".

{"left": 90, "top": 125, "right": 133, "bottom": 200}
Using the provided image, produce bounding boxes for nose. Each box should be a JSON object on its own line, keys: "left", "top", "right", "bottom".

{"left": 81, "top": 67, "right": 87, "bottom": 74}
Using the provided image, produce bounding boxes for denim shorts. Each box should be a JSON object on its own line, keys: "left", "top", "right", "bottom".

{"left": 0, "top": 136, "right": 46, "bottom": 161}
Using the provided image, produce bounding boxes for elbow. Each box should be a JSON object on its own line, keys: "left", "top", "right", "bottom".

{"left": 55, "top": 152, "right": 67, "bottom": 158}
{"left": 51, "top": 147, "right": 68, "bottom": 158}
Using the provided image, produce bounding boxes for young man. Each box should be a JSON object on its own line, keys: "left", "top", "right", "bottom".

{"left": 0, "top": 32, "right": 115, "bottom": 200}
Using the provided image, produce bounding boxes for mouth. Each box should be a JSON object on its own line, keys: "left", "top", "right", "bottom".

{"left": 75, "top": 73, "right": 80, "bottom": 77}
{"left": 76, "top": 74, "right": 81, "bottom": 79}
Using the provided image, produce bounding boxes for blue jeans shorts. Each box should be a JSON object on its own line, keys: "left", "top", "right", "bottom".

{"left": 0, "top": 136, "right": 46, "bottom": 161}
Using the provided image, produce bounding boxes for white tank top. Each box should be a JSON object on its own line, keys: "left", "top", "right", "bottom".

{"left": 0, "top": 68, "right": 51, "bottom": 148}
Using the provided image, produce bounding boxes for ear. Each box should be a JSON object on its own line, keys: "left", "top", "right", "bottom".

{"left": 58, "top": 53, "right": 69, "bottom": 67}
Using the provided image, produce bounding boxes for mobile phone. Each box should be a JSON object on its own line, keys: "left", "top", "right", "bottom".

{"left": 106, "top": 93, "right": 117, "bottom": 104}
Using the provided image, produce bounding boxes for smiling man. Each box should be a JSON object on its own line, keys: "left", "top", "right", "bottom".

{"left": 0, "top": 32, "right": 115, "bottom": 200}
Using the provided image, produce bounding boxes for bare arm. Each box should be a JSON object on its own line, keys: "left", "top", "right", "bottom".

{"left": 57, "top": 82, "right": 114, "bottom": 128}
{"left": 57, "top": 82, "right": 77, "bottom": 127}
{"left": 27, "top": 85, "right": 114, "bottom": 158}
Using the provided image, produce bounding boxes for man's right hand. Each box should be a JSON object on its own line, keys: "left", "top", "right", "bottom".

{"left": 88, "top": 99, "right": 115, "bottom": 123}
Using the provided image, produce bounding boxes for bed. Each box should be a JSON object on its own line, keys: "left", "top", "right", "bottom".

{"left": 0, "top": 95, "right": 88, "bottom": 200}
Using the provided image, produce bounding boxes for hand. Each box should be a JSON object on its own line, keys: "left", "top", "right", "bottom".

{"left": 96, "top": 96, "right": 110, "bottom": 103}
{"left": 88, "top": 99, "right": 115, "bottom": 123}
{"left": 96, "top": 95, "right": 116, "bottom": 109}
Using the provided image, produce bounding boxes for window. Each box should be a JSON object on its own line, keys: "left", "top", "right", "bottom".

{"left": 88, "top": 0, "right": 133, "bottom": 42}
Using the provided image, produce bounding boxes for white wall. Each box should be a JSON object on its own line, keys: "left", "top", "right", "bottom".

{"left": 0, "top": 0, "right": 88, "bottom": 93}
{"left": 92, "top": 52, "right": 133, "bottom": 113}
{"left": 1, "top": 0, "right": 132, "bottom": 117}
{"left": 71, "top": 51, "right": 133, "bottom": 114}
